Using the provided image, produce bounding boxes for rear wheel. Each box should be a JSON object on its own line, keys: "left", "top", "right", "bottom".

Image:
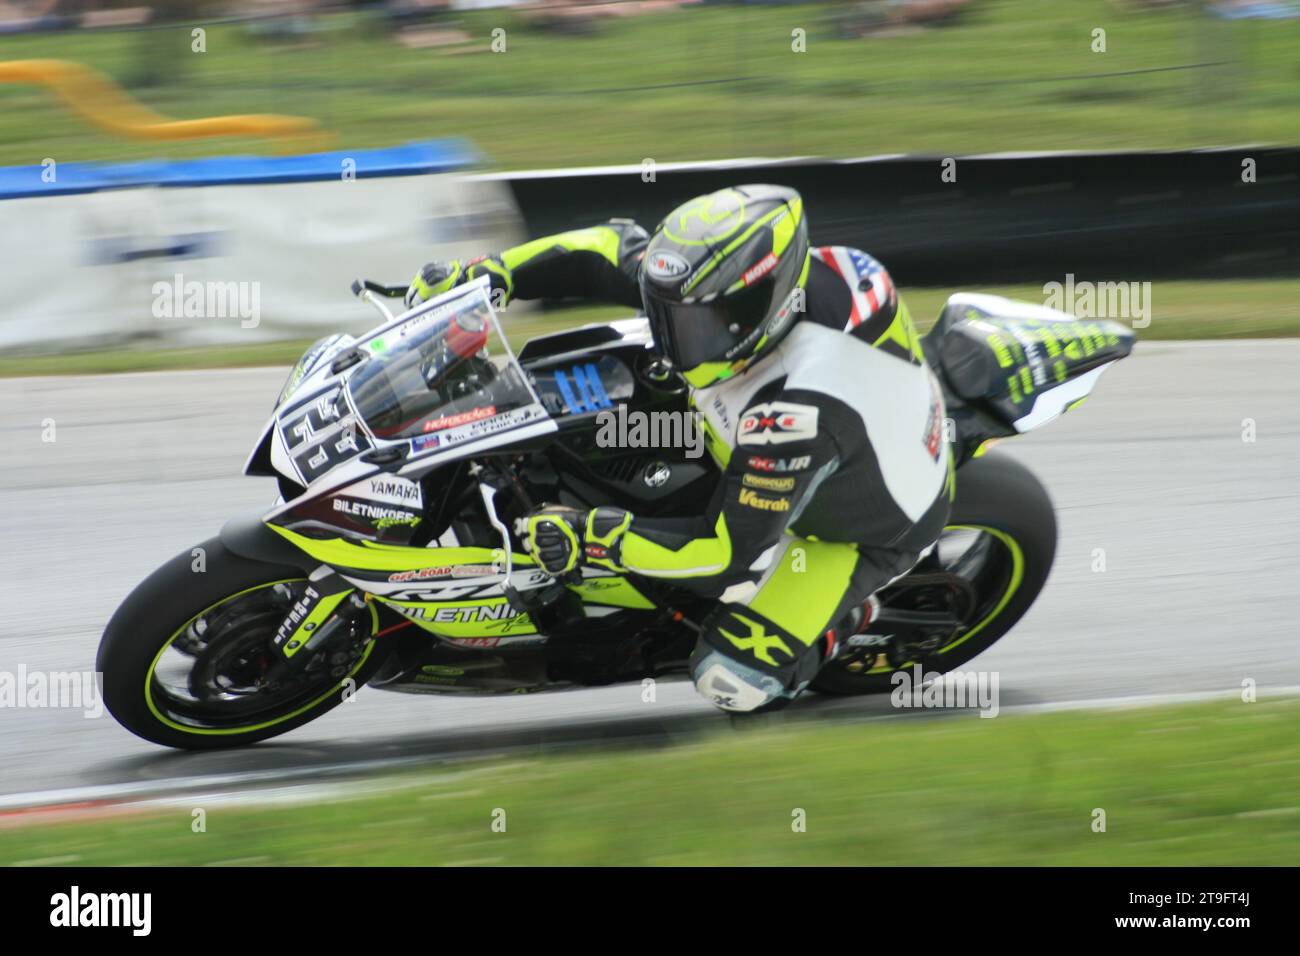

{"left": 812, "top": 451, "right": 1055, "bottom": 695}
{"left": 98, "top": 537, "right": 389, "bottom": 749}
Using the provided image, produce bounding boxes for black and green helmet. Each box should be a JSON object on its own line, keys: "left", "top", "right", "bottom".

{"left": 639, "top": 184, "right": 811, "bottom": 389}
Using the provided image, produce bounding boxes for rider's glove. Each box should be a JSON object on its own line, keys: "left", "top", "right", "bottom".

{"left": 526, "top": 505, "right": 587, "bottom": 576}
{"left": 526, "top": 505, "right": 633, "bottom": 576}
{"left": 405, "top": 260, "right": 465, "bottom": 309}
{"left": 405, "top": 256, "right": 516, "bottom": 310}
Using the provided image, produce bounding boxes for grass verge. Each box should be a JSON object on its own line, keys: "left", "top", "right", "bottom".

{"left": 3, "top": 697, "right": 1297, "bottom": 866}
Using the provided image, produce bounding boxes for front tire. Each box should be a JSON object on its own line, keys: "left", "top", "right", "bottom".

{"left": 812, "top": 450, "right": 1056, "bottom": 695}
{"left": 98, "top": 537, "right": 389, "bottom": 750}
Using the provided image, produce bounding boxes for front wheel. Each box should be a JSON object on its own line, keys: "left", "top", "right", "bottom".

{"left": 98, "top": 537, "right": 389, "bottom": 750}
{"left": 812, "top": 451, "right": 1056, "bottom": 695}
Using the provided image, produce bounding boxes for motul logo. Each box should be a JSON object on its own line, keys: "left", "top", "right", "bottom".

{"left": 742, "top": 253, "right": 779, "bottom": 286}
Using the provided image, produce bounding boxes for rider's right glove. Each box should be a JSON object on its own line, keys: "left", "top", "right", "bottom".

{"left": 405, "top": 260, "right": 466, "bottom": 309}
{"left": 526, "top": 505, "right": 587, "bottom": 576}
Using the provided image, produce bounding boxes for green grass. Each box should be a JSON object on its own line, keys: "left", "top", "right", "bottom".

{"left": 4, "top": 697, "right": 1298, "bottom": 866}
{"left": 3, "top": 279, "right": 1294, "bottom": 378}
{"left": 0, "top": 1, "right": 1296, "bottom": 169}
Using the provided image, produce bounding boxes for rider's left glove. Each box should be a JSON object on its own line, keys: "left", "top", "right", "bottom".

{"left": 405, "top": 256, "right": 516, "bottom": 310}
{"left": 405, "top": 260, "right": 465, "bottom": 309}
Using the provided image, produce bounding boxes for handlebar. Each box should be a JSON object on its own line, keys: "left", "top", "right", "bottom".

{"left": 351, "top": 277, "right": 408, "bottom": 325}
{"left": 350, "top": 278, "right": 408, "bottom": 299}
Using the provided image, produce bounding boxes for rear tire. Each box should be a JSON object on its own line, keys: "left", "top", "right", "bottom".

{"left": 98, "top": 537, "right": 389, "bottom": 750}
{"left": 812, "top": 451, "right": 1056, "bottom": 695}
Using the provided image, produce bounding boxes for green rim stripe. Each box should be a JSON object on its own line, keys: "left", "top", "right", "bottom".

{"left": 865, "top": 523, "right": 1025, "bottom": 674}
{"left": 936, "top": 524, "right": 1025, "bottom": 655}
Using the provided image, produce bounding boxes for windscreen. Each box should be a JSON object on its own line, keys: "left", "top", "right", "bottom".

{"left": 348, "top": 284, "right": 541, "bottom": 443}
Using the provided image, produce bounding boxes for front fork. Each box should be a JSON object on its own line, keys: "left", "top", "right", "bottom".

{"left": 266, "top": 569, "right": 370, "bottom": 681}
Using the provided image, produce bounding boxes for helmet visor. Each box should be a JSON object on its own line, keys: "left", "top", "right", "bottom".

{"left": 642, "top": 280, "right": 775, "bottom": 371}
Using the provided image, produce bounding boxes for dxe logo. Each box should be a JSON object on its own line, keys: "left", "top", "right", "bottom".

{"left": 736, "top": 401, "right": 818, "bottom": 447}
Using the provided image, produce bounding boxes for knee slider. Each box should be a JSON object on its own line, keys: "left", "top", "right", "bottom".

{"left": 691, "top": 650, "right": 784, "bottom": 713}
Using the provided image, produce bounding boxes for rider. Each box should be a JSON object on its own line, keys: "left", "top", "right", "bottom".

{"left": 405, "top": 184, "right": 951, "bottom": 713}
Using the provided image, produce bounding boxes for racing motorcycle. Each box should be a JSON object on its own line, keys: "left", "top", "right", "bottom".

{"left": 98, "top": 276, "right": 1134, "bottom": 749}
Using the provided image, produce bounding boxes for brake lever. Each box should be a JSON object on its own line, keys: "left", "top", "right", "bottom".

{"left": 350, "top": 278, "right": 409, "bottom": 299}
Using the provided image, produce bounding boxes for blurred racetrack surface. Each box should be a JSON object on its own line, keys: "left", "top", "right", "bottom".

{"left": 2, "top": 340, "right": 1297, "bottom": 800}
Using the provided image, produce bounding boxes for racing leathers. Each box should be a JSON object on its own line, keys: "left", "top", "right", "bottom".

{"left": 413, "top": 220, "right": 952, "bottom": 712}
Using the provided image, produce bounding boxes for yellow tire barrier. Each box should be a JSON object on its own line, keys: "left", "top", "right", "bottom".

{"left": 0, "top": 58, "right": 326, "bottom": 148}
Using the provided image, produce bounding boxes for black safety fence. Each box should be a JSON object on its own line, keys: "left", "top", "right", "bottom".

{"left": 498, "top": 148, "right": 1300, "bottom": 287}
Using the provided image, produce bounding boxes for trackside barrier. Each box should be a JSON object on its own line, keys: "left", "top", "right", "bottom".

{"left": 485, "top": 149, "right": 1300, "bottom": 286}
{"left": 0, "top": 140, "right": 525, "bottom": 349}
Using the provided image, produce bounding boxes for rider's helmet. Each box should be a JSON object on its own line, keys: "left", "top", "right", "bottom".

{"left": 639, "top": 184, "right": 810, "bottom": 389}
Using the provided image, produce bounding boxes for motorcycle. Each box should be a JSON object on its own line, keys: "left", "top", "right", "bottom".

{"left": 98, "top": 276, "right": 1134, "bottom": 748}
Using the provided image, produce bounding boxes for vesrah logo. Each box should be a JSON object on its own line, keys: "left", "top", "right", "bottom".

{"left": 50, "top": 886, "right": 151, "bottom": 936}
{"left": 738, "top": 488, "right": 790, "bottom": 512}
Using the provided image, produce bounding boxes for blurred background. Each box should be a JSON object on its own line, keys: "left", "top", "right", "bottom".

{"left": 1, "top": 0, "right": 1298, "bottom": 357}
{"left": 1, "top": 0, "right": 1298, "bottom": 168}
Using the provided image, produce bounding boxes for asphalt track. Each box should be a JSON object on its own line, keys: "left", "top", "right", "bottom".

{"left": 1, "top": 340, "right": 1297, "bottom": 805}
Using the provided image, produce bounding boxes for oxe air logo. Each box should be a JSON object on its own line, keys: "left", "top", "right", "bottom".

{"left": 747, "top": 454, "right": 811, "bottom": 473}
{"left": 645, "top": 251, "right": 691, "bottom": 280}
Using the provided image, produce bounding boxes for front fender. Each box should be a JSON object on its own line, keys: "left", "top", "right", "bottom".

{"left": 219, "top": 510, "right": 320, "bottom": 571}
